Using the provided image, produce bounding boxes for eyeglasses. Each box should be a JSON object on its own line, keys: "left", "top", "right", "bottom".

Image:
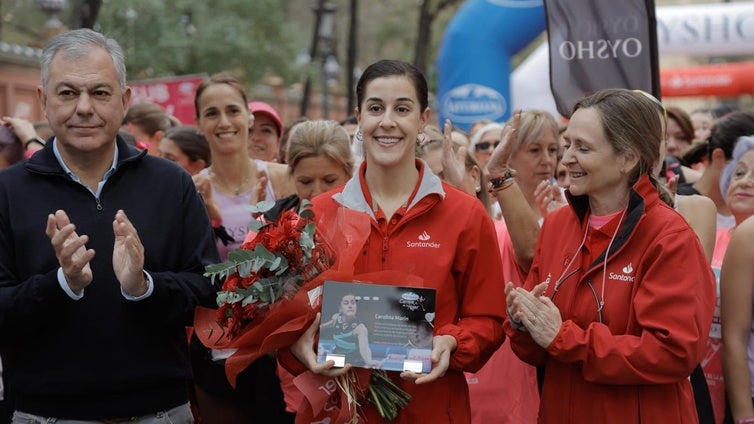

{"left": 474, "top": 140, "right": 500, "bottom": 152}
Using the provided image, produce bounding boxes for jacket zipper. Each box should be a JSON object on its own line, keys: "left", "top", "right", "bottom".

{"left": 586, "top": 279, "right": 603, "bottom": 323}
{"left": 375, "top": 197, "right": 439, "bottom": 266}
{"left": 552, "top": 267, "right": 581, "bottom": 299}
{"left": 381, "top": 235, "right": 388, "bottom": 263}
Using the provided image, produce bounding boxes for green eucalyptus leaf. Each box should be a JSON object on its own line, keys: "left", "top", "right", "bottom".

{"left": 252, "top": 244, "right": 276, "bottom": 261}
{"left": 268, "top": 255, "right": 283, "bottom": 271}
{"left": 299, "top": 223, "right": 315, "bottom": 253}
{"left": 299, "top": 207, "right": 315, "bottom": 220}
{"left": 241, "top": 295, "right": 258, "bottom": 307}
{"left": 238, "top": 261, "right": 253, "bottom": 277}
{"left": 228, "top": 249, "right": 255, "bottom": 265}
{"left": 248, "top": 219, "right": 267, "bottom": 232}
{"left": 216, "top": 291, "right": 229, "bottom": 306}
{"left": 226, "top": 292, "right": 244, "bottom": 304}
{"left": 247, "top": 200, "right": 276, "bottom": 214}
{"left": 204, "top": 260, "right": 237, "bottom": 278}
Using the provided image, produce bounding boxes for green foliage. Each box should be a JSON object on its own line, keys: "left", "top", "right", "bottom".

{"left": 95, "top": 0, "right": 299, "bottom": 83}
{"left": 204, "top": 244, "right": 288, "bottom": 284}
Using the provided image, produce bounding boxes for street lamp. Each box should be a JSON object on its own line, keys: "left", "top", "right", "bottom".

{"left": 300, "top": 1, "right": 338, "bottom": 117}
{"left": 323, "top": 54, "right": 340, "bottom": 118}
{"left": 125, "top": 8, "right": 138, "bottom": 58}
{"left": 318, "top": 3, "right": 337, "bottom": 118}
{"left": 35, "top": 0, "right": 67, "bottom": 29}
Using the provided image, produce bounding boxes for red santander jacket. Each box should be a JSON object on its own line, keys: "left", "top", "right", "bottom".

{"left": 505, "top": 175, "right": 715, "bottom": 424}
{"left": 283, "top": 160, "right": 505, "bottom": 423}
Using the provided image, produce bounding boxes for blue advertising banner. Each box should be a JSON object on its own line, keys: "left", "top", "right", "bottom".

{"left": 436, "top": 0, "right": 546, "bottom": 131}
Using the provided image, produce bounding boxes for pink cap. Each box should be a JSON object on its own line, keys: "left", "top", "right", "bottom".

{"left": 248, "top": 101, "right": 283, "bottom": 136}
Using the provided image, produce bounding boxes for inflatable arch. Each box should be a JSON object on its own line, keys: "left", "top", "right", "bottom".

{"left": 438, "top": 1, "right": 754, "bottom": 127}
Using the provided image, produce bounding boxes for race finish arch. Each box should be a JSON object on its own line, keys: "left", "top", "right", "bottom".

{"left": 438, "top": 1, "right": 754, "bottom": 126}
{"left": 436, "top": 0, "right": 546, "bottom": 131}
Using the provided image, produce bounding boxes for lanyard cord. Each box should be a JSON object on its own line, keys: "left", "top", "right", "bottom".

{"left": 552, "top": 207, "right": 628, "bottom": 323}
{"left": 598, "top": 208, "right": 627, "bottom": 316}
{"left": 552, "top": 221, "right": 590, "bottom": 296}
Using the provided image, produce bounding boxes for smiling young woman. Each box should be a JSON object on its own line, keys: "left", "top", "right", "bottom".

{"left": 280, "top": 59, "right": 506, "bottom": 423}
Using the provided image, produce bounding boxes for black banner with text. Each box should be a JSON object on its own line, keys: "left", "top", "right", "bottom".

{"left": 544, "top": 0, "right": 659, "bottom": 117}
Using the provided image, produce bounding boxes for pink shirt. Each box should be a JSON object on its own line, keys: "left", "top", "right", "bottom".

{"left": 465, "top": 219, "right": 539, "bottom": 424}
{"left": 705, "top": 228, "right": 731, "bottom": 424}
{"left": 203, "top": 160, "right": 275, "bottom": 261}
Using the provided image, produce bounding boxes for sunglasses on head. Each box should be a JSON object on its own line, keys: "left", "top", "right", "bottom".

{"left": 475, "top": 141, "right": 500, "bottom": 152}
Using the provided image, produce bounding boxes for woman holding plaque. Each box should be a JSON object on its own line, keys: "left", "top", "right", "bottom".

{"left": 504, "top": 89, "right": 715, "bottom": 423}
{"left": 281, "top": 59, "right": 506, "bottom": 423}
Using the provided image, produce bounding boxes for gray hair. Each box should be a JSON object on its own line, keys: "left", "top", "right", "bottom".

{"left": 469, "top": 123, "right": 504, "bottom": 151}
{"left": 40, "top": 29, "right": 127, "bottom": 89}
{"left": 720, "top": 135, "right": 754, "bottom": 196}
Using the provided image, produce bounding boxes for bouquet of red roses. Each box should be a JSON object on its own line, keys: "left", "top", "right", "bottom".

{"left": 207, "top": 201, "right": 334, "bottom": 339}
{"left": 195, "top": 201, "right": 413, "bottom": 422}
{"left": 194, "top": 200, "right": 335, "bottom": 385}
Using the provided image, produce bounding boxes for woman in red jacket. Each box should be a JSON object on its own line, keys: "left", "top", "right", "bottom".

{"left": 284, "top": 59, "right": 506, "bottom": 423}
{"left": 504, "top": 88, "right": 715, "bottom": 423}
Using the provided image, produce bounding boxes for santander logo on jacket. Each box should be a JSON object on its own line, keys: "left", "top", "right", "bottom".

{"left": 608, "top": 262, "right": 635, "bottom": 282}
{"left": 406, "top": 230, "right": 441, "bottom": 249}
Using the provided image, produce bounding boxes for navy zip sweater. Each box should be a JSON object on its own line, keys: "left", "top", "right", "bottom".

{"left": 0, "top": 137, "right": 219, "bottom": 419}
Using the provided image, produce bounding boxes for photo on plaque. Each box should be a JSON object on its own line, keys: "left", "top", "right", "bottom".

{"left": 317, "top": 280, "right": 437, "bottom": 373}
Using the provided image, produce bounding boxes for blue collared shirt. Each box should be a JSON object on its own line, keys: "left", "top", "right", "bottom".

{"left": 52, "top": 138, "right": 154, "bottom": 301}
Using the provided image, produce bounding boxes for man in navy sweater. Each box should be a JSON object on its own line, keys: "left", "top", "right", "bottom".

{"left": 0, "top": 29, "right": 218, "bottom": 422}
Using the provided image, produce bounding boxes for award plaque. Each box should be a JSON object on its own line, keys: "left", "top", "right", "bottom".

{"left": 317, "top": 280, "right": 437, "bottom": 373}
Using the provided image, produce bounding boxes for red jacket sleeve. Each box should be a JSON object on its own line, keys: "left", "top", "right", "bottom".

{"left": 440, "top": 205, "right": 506, "bottom": 373}
{"left": 547, "top": 228, "right": 714, "bottom": 384}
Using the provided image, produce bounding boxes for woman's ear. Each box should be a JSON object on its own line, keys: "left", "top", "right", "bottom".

{"left": 622, "top": 151, "right": 640, "bottom": 174}
{"left": 711, "top": 147, "right": 727, "bottom": 169}
{"left": 151, "top": 130, "right": 165, "bottom": 144}
{"left": 420, "top": 107, "right": 431, "bottom": 130}
{"left": 471, "top": 165, "right": 482, "bottom": 192}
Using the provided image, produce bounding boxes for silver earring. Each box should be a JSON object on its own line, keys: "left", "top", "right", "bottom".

{"left": 416, "top": 132, "right": 427, "bottom": 146}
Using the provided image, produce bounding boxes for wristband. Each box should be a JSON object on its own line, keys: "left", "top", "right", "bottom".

{"left": 488, "top": 167, "right": 517, "bottom": 187}
{"left": 25, "top": 136, "right": 46, "bottom": 149}
{"left": 488, "top": 168, "right": 517, "bottom": 194}
{"left": 735, "top": 418, "right": 754, "bottom": 424}
{"left": 210, "top": 218, "right": 222, "bottom": 228}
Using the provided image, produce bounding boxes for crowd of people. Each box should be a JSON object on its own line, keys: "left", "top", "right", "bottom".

{"left": 0, "top": 27, "right": 752, "bottom": 424}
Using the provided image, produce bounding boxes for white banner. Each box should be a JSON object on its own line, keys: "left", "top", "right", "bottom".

{"left": 657, "top": 2, "right": 754, "bottom": 56}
